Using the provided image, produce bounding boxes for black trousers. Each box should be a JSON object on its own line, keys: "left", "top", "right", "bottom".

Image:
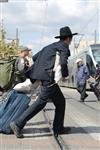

{"left": 77, "top": 82, "right": 87, "bottom": 100}
{"left": 15, "top": 81, "right": 65, "bottom": 134}
{"left": 90, "top": 81, "right": 100, "bottom": 99}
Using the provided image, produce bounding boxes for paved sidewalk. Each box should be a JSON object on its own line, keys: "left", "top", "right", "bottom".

{"left": 0, "top": 88, "right": 100, "bottom": 150}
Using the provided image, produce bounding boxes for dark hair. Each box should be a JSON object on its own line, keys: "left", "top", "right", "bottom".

{"left": 60, "top": 35, "right": 72, "bottom": 41}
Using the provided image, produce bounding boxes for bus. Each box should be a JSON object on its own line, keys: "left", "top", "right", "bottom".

{"left": 61, "top": 44, "right": 100, "bottom": 88}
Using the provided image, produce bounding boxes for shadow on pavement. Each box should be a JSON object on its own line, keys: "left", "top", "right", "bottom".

{"left": 83, "top": 100, "right": 98, "bottom": 102}
{"left": 70, "top": 126, "right": 100, "bottom": 134}
{"left": 22, "top": 127, "right": 50, "bottom": 134}
{"left": 26, "top": 121, "right": 47, "bottom": 126}
{"left": 22, "top": 126, "right": 100, "bottom": 137}
{"left": 22, "top": 127, "right": 52, "bottom": 138}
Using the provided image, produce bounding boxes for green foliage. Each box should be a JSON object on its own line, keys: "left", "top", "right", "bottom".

{"left": 0, "top": 28, "right": 19, "bottom": 58}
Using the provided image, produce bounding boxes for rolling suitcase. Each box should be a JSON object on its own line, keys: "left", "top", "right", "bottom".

{"left": 0, "top": 90, "right": 30, "bottom": 134}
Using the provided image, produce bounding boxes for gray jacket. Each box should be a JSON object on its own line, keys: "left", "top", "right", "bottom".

{"left": 76, "top": 64, "right": 89, "bottom": 85}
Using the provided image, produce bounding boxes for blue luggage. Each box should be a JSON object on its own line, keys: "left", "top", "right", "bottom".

{"left": 0, "top": 90, "right": 30, "bottom": 134}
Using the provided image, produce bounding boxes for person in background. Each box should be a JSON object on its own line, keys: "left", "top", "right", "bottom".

{"left": 14, "top": 46, "right": 31, "bottom": 84}
{"left": 76, "top": 58, "right": 90, "bottom": 102}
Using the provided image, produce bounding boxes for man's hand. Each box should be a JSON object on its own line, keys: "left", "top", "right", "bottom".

{"left": 87, "top": 76, "right": 95, "bottom": 84}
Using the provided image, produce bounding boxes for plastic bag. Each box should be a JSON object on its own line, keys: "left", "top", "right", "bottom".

{"left": 13, "top": 79, "right": 40, "bottom": 95}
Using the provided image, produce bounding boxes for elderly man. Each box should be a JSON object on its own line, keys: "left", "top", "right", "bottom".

{"left": 10, "top": 26, "right": 78, "bottom": 138}
{"left": 14, "top": 46, "right": 31, "bottom": 84}
{"left": 76, "top": 58, "right": 90, "bottom": 102}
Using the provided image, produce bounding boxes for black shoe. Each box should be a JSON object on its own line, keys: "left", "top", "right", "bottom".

{"left": 80, "top": 99, "right": 84, "bottom": 102}
{"left": 54, "top": 127, "right": 71, "bottom": 136}
{"left": 80, "top": 94, "right": 88, "bottom": 102}
{"left": 85, "top": 94, "right": 88, "bottom": 99}
{"left": 10, "top": 122, "right": 23, "bottom": 138}
{"left": 98, "top": 97, "right": 100, "bottom": 101}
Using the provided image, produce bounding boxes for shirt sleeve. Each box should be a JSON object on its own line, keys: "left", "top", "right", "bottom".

{"left": 17, "top": 58, "right": 25, "bottom": 72}
{"left": 84, "top": 65, "right": 90, "bottom": 79}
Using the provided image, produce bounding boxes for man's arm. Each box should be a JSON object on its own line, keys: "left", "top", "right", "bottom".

{"left": 60, "top": 50, "right": 69, "bottom": 77}
{"left": 14, "top": 57, "right": 25, "bottom": 74}
{"left": 17, "top": 58, "right": 25, "bottom": 73}
{"left": 84, "top": 65, "right": 90, "bottom": 79}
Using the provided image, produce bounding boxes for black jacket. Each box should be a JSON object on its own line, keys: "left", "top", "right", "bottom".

{"left": 26, "top": 40, "right": 70, "bottom": 81}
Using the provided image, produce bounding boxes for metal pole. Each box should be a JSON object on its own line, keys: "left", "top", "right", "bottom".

{"left": 94, "top": 30, "right": 97, "bottom": 44}
{"left": 16, "top": 28, "right": 19, "bottom": 52}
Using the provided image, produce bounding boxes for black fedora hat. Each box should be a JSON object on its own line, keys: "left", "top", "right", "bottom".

{"left": 55, "top": 26, "right": 78, "bottom": 38}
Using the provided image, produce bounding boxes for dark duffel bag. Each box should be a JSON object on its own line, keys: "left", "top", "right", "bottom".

{"left": 90, "top": 82, "right": 100, "bottom": 100}
{"left": 0, "top": 90, "right": 30, "bottom": 134}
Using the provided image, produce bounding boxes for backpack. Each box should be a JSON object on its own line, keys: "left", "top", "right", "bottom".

{"left": 0, "top": 59, "right": 16, "bottom": 89}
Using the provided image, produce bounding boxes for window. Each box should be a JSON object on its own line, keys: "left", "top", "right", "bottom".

{"left": 92, "top": 49, "right": 100, "bottom": 64}
{"left": 86, "top": 54, "right": 96, "bottom": 77}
